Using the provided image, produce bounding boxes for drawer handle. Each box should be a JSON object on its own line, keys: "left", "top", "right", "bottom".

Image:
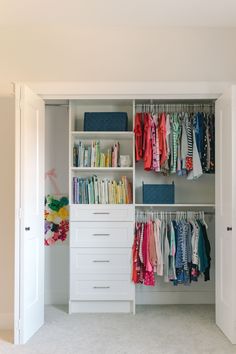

{"left": 93, "top": 260, "right": 110, "bottom": 263}
{"left": 93, "top": 212, "right": 110, "bottom": 215}
{"left": 92, "top": 233, "right": 110, "bottom": 236}
{"left": 93, "top": 286, "right": 110, "bottom": 289}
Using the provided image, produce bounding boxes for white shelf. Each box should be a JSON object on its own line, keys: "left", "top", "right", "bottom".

{"left": 71, "top": 167, "right": 133, "bottom": 172}
{"left": 71, "top": 131, "right": 133, "bottom": 140}
{"left": 70, "top": 204, "right": 135, "bottom": 207}
{"left": 135, "top": 204, "right": 215, "bottom": 208}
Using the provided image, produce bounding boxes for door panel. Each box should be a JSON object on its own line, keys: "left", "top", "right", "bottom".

{"left": 16, "top": 85, "right": 45, "bottom": 344}
{"left": 215, "top": 86, "right": 236, "bottom": 344}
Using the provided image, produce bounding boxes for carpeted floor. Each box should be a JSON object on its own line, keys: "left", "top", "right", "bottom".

{"left": 1, "top": 305, "right": 236, "bottom": 354}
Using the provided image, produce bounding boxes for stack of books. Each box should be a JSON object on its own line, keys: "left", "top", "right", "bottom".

{"left": 73, "top": 141, "right": 120, "bottom": 168}
{"left": 72, "top": 176, "right": 132, "bottom": 204}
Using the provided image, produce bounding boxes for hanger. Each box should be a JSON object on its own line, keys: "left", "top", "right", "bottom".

{"left": 200, "top": 211, "right": 208, "bottom": 229}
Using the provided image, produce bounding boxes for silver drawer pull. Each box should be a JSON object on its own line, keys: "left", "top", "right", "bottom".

{"left": 93, "top": 286, "right": 110, "bottom": 289}
{"left": 93, "top": 260, "right": 110, "bottom": 263}
{"left": 92, "top": 233, "right": 110, "bottom": 236}
{"left": 93, "top": 212, "right": 110, "bottom": 215}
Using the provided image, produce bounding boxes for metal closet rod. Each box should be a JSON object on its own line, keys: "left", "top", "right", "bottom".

{"left": 135, "top": 210, "right": 214, "bottom": 215}
{"left": 135, "top": 103, "right": 214, "bottom": 108}
{"left": 135, "top": 103, "right": 215, "bottom": 114}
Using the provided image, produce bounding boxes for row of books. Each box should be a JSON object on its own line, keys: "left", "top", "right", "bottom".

{"left": 72, "top": 176, "right": 132, "bottom": 204}
{"left": 73, "top": 141, "right": 120, "bottom": 168}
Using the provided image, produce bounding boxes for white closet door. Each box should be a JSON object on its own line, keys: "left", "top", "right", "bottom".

{"left": 15, "top": 84, "right": 45, "bottom": 344}
{"left": 215, "top": 86, "right": 236, "bottom": 344}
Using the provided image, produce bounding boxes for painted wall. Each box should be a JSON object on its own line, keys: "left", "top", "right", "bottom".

{"left": 44, "top": 105, "right": 69, "bottom": 305}
{"left": 0, "top": 97, "right": 15, "bottom": 329}
{"left": 0, "top": 27, "right": 236, "bottom": 95}
{"left": 0, "top": 24, "right": 235, "bottom": 323}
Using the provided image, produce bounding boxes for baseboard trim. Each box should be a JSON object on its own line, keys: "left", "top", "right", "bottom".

{"left": 136, "top": 291, "right": 215, "bottom": 305}
{"left": 69, "top": 300, "right": 134, "bottom": 313}
{"left": 44, "top": 290, "right": 68, "bottom": 305}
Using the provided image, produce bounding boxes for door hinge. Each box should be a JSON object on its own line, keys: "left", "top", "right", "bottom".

{"left": 17, "top": 99, "right": 22, "bottom": 110}
{"left": 17, "top": 319, "right": 22, "bottom": 331}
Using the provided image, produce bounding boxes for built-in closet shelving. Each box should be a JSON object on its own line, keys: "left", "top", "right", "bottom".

{"left": 69, "top": 99, "right": 135, "bottom": 314}
{"left": 68, "top": 98, "right": 215, "bottom": 313}
{"left": 69, "top": 98, "right": 215, "bottom": 207}
{"left": 69, "top": 99, "right": 135, "bottom": 206}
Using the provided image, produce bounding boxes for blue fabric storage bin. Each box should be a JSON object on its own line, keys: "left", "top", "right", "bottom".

{"left": 84, "top": 112, "right": 128, "bottom": 131}
{"left": 142, "top": 182, "right": 175, "bottom": 204}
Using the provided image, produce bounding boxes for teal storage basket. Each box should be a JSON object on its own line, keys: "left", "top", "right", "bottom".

{"left": 142, "top": 182, "right": 175, "bottom": 204}
{"left": 84, "top": 112, "right": 128, "bottom": 131}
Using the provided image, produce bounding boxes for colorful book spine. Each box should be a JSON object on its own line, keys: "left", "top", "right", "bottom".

{"left": 72, "top": 176, "right": 132, "bottom": 204}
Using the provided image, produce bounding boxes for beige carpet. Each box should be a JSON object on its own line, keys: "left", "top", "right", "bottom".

{"left": 1, "top": 305, "right": 236, "bottom": 354}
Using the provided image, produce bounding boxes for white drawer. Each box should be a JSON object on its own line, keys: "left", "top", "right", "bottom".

{"left": 70, "top": 204, "right": 135, "bottom": 222}
{"left": 70, "top": 248, "right": 131, "bottom": 274}
{"left": 70, "top": 277, "right": 134, "bottom": 301}
{"left": 70, "top": 222, "right": 134, "bottom": 247}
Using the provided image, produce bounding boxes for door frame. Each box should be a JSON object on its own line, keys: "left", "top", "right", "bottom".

{"left": 13, "top": 81, "right": 229, "bottom": 344}
{"left": 14, "top": 83, "right": 21, "bottom": 344}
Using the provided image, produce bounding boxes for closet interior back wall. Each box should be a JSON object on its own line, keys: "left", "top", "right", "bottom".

{"left": 135, "top": 163, "right": 215, "bottom": 204}
{"left": 45, "top": 104, "right": 69, "bottom": 305}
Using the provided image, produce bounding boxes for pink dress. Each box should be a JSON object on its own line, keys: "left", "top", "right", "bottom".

{"left": 158, "top": 113, "right": 167, "bottom": 167}
{"left": 143, "top": 114, "right": 152, "bottom": 171}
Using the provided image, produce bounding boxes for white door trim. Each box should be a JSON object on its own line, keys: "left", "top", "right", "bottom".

{"left": 13, "top": 80, "right": 230, "bottom": 344}
{"left": 24, "top": 81, "right": 232, "bottom": 100}
{"left": 14, "top": 83, "right": 21, "bottom": 345}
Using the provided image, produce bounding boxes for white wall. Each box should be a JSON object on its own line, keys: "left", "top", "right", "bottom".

{"left": 0, "top": 27, "right": 236, "bottom": 95}
{"left": 44, "top": 105, "right": 69, "bottom": 305}
{"left": 0, "top": 97, "right": 15, "bottom": 329}
{"left": 0, "top": 24, "right": 234, "bottom": 320}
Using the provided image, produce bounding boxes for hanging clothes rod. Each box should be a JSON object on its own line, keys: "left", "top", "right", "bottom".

{"left": 135, "top": 103, "right": 214, "bottom": 109}
{"left": 135, "top": 210, "right": 214, "bottom": 216}
{"left": 135, "top": 103, "right": 214, "bottom": 106}
{"left": 135, "top": 103, "right": 215, "bottom": 114}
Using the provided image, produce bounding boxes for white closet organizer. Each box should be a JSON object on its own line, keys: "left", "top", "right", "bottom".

{"left": 67, "top": 98, "right": 215, "bottom": 313}
{"left": 14, "top": 83, "right": 236, "bottom": 344}
{"left": 69, "top": 100, "right": 135, "bottom": 313}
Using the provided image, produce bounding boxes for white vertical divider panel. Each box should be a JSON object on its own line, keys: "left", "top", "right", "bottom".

{"left": 69, "top": 100, "right": 72, "bottom": 204}
{"left": 132, "top": 99, "right": 136, "bottom": 314}
{"left": 132, "top": 99, "right": 136, "bottom": 205}
{"left": 68, "top": 100, "right": 72, "bottom": 315}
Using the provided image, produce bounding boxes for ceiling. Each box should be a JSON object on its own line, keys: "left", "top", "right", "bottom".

{"left": 1, "top": 0, "right": 236, "bottom": 27}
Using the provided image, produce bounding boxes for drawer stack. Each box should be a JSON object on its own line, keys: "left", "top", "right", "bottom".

{"left": 69, "top": 205, "right": 135, "bottom": 313}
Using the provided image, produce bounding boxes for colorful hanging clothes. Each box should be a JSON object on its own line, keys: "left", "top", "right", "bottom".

{"left": 132, "top": 213, "right": 211, "bottom": 287}
{"left": 134, "top": 109, "right": 215, "bottom": 179}
{"left": 134, "top": 113, "right": 143, "bottom": 161}
{"left": 143, "top": 113, "right": 153, "bottom": 171}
